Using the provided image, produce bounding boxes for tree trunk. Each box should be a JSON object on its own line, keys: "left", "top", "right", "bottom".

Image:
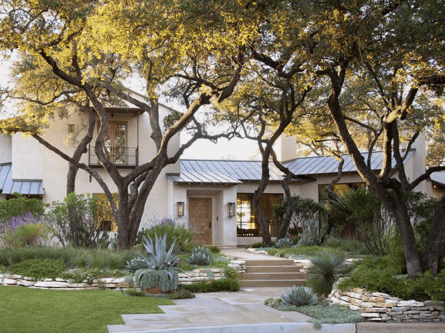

{"left": 389, "top": 190, "right": 422, "bottom": 278}
{"left": 422, "top": 194, "right": 445, "bottom": 275}
{"left": 276, "top": 172, "right": 294, "bottom": 239}
{"left": 116, "top": 188, "right": 131, "bottom": 249}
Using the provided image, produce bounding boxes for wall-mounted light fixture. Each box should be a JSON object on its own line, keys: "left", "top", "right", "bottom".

{"left": 228, "top": 202, "right": 236, "bottom": 217}
{"left": 177, "top": 202, "right": 185, "bottom": 217}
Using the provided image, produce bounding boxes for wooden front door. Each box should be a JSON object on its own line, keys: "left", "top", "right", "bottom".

{"left": 189, "top": 198, "right": 212, "bottom": 245}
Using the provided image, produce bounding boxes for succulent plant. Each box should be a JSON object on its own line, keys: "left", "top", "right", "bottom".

{"left": 188, "top": 246, "right": 212, "bottom": 266}
{"left": 281, "top": 286, "right": 319, "bottom": 306}
{"left": 275, "top": 238, "right": 294, "bottom": 248}
{"left": 298, "top": 236, "right": 319, "bottom": 247}
{"left": 126, "top": 233, "right": 179, "bottom": 292}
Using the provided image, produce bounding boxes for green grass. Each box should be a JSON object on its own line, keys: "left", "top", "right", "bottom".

{"left": 0, "top": 286, "right": 173, "bottom": 333}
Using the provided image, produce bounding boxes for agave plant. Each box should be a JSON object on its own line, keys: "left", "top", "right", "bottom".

{"left": 307, "top": 249, "right": 352, "bottom": 297}
{"left": 188, "top": 246, "right": 212, "bottom": 265}
{"left": 275, "top": 238, "right": 294, "bottom": 248}
{"left": 281, "top": 286, "right": 318, "bottom": 306}
{"left": 126, "top": 233, "right": 180, "bottom": 292}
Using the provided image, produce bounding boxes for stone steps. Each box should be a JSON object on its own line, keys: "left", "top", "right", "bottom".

{"left": 239, "top": 259, "right": 306, "bottom": 288}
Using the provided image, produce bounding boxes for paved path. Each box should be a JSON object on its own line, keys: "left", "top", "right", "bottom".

{"left": 107, "top": 287, "right": 354, "bottom": 333}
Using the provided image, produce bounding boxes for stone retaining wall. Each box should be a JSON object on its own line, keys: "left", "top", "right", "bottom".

{"left": 0, "top": 260, "right": 246, "bottom": 291}
{"left": 329, "top": 286, "right": 445, "bottom": 323}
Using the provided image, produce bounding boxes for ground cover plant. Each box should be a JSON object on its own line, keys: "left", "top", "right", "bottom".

{"left": 0, "top": 286, "right": 173, "bottom": 333}
{"left": 180, "top": 278, "right": 240, "bottom": 293}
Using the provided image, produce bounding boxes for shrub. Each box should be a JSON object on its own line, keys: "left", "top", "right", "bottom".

{"left": 180, "top": 278, "right": 239, "bottom": 293}
{"left": 207, "top": 246, "right": 220, "bottom": 254}
{"left": 275, "top": 238, "right": 294, "bottom": 248}
{"left": 60, "top": 268, "right": 127, "bottom": 284}
{"left": 136, "top": 217, "right": 194, "bottom": 252}
{"left": 188, "top": 246, "right": 212, "bottom": 265}
{"left": 0, "top": 246, "right": 137, "bottom": 270}
{"left": 250, "top": 242, "right": 264, "bottom": 248}
{"left": 0, "top": 194, "right": 46, "bottom": 223}
{"left": 307, "top": 249, "right": 352, "bottom": 297}
{"left": 127, "top": 233, "right": 179, "bottom": 292}
{"left": 323, "top": 236, "right": 369, "bottom": 255}
{"left": 0, "top": 214, "right": 52, "bottom": 248}
{"left": 281, "top": 286, "right": 318, "bottom": 306}
{"left": 7, "top": 258, "right": 67, "bottom": 281}
{"left": 45, "top": 193, "right": 111, "bottom": 248}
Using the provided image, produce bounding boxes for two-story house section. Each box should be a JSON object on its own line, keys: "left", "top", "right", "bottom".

{"left": 1, "top": 98, "right": 444, "bottom": 247}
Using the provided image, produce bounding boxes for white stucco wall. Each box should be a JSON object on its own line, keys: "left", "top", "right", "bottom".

{"left": 12, "top": 133, "right": 44, "bottom": 180}
{"left": 0, "top": 134, "right": 12, "bottom": 164}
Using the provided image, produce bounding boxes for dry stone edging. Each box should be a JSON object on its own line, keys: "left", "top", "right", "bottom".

{"left": 0, "top": 259, "right": 246, "bottom": 291}
{"left": 329, "top": 286, "right": 445, "bottom": 323}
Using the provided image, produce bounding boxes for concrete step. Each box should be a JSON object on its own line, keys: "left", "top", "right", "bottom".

{"left": 245, "top": 259, "right": 294, "bottom": 266}
{"left": 239, "top": 279, "right": 306, "bottom": 288}
{"left": 241, "top": 272, "right": 306, "bottom": 280}
{"left": 246, "top": 265, "right": 300, "bottom": 273}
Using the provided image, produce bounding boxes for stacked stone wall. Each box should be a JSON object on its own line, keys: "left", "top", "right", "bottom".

{"left": 329, "top": 286, "right": 445, "bottom": 323}
{"left": 0, "top": 260, "right": 246, "bottom": 291}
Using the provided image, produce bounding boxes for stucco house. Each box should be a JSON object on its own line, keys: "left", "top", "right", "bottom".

{"left": 1, "top": 102, "right": 444, "bottom": 247}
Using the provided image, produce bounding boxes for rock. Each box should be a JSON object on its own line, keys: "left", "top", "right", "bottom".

{"left": 397, "top": 300, "right": 424, "bottom": 307}
{"left": 340, "top": 296, "right": 351, "bottom": 302}
{"left": 372, "top": 292, "right": 392, "bottom": 298}
{"left": 362, "top": 296, "right": 386, "bottom": 302}
{"left": 43, "top": 278, "right": 54, "bottom": 282}
{"left": 350, "top": 305, "right": 360, "bottom": 311}
{"left": 362, "top": 307, "right": 387, "bottom": 313}
{"left": 345, "top": 292, "right": 362, "bottom": 299}
{"left": 34, "top": 281, "right": 68, "bottom": 288}
{"left": 55, "top": 278, "right": 66, "bottom": 282}
{"left": 18, "top": 280, "right": 35, "bottom": 287}
{"left": 67, "top": 283, "right": 88, "bottom": 288}
{"left": 361, "top": 302, "right": 375, "bottom": 308}
{"left": 368, "top": 318, "right": 382, "bottom": 321}
{"left": 361, "top": 313, "right": 380, "bottom": 318}
{"left": 350, "top": 298, "right": 363, "bottom": 306}
{"left": 2, "top": 278, "right": 18, "bottom": 285}
{"left": 352, "top": 288, "right": 365, "bottom": 294}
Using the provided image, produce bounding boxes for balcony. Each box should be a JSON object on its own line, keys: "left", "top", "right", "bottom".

{"left": 88, "top": 146, "right": 138, "bottom": 168}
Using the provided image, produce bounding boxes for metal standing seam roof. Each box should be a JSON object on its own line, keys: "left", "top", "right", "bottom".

{"left": 171, "top": 150, "right": 416, "bottom": 184}
{"left": 0, "top": 163, "right": 44, "bottom": 195}
{"left": 431, "top": 172, "right": 445, "bottom": 186}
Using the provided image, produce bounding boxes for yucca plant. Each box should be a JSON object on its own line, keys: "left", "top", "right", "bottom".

{"left": 281, "top": 286, "right": 318, "bottom": 306}
{"left": 275, "top": 238, "right": 294, "bottom": 248}
{"left": 307, "top": 249, "right": 352, "bottom": 297}
{"left": 188, "top": 246, "right": 212, "bottom": 266}
{"left": 126, "top": 233, "right": 179, "bottom": 292}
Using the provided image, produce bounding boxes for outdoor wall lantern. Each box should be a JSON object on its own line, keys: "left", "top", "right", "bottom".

{"left": 177, "top": 202, "right": 185, "bottom": 217}
{"left": 228, "top": 202, "right": 236, "bottom": 217}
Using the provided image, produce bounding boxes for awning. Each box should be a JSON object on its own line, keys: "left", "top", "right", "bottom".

{"left": 0, "top": 163, "right": 44, "bottom": 195}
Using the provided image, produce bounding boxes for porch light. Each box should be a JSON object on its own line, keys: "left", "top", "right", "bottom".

{"left": 177, "top": 201, "right": 185, "bottom": 217}
{"left": 228, "top": 202, "right": 236, "bottom": 217}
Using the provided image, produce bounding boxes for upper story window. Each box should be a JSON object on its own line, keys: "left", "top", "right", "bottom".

{"left": 89, "top": 120, "right": 138, "bottom": 168}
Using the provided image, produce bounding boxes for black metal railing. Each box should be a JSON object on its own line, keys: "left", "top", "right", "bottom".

{"left": 89, "top": 146, "right": 138, "bottom": 168}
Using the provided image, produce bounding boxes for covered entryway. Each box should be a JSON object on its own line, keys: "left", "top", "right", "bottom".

{"left": 189, "top": 198, "right": 212, "bottom": 245}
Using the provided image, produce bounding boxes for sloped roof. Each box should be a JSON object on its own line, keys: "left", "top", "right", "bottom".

{"left": 431, "top": 171, "right": 445, "bottom": 187}
{"left": 0, "top": 163, "right": 44, "bottom": 196}
{"left": 170, "top": 150, "right": 416, "bottom": 184}
{"left": 284, "top": 150, "right": 416, "bottom": 176}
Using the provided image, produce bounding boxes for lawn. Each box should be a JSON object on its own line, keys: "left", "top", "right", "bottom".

{"left": 0, "top": 287, "right": 174, "bottom": 333}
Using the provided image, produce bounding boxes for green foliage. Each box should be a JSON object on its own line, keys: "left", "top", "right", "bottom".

{"left": 291, "top": 303, "right": 363, "bottom": 324}
{"left": 180, "top": 278, "right": 240, "bottom": 293}
{"left": 0, "top": 246, "right": 137, "bottom": 270}
{"left": 8, "top": 259, "right": 67, "bottom": 281}
{"left": 273, "top": 195, "right": 326, "bottom": 237}
{"left": 281, "top": 286, "right": 319, "bottom": 306}
{"left": 224, "top": 267, "right": 238, "bottom": 279}
{"left": 124, "top": 288, "right": 146, "bottom": 297}
{"left": 307, "top": 250, "right": 352, "bottom": 297}
{"left": 188, "top": 246, "right": 212, "bottom": 266}
{"left": 323, "top": 236, "right": 369, "bottom": 255}
{"left": 275, "top": 238, "right": 294, "bottom": 248}
{"left": 45, "top": 193, "right": 111, "bottom": 248}
{"left": 60, "top": 268, "right": 127, "bottom": 284}
{"left": 1, "top": 222, "right": 53, "bottom": 248}
{"left": 0, "top": 194, "right": 46, "bottom": 223}
{"left": 250, "top": 242, "right": 264, "bottom": 248}
{"left": 168, "top": 289, "right": 195, "bottom": 300}
{"left": 420, "top": 270, "right": 445, "bottom": 301}
{"left": 136, "top": 217, "right": 194, "bottom": 252}
{"left": 133, "top": 269, "right": 178, "bottom": 292}
{"left": 207, "top": 246, "right": 220, "bottom": 254}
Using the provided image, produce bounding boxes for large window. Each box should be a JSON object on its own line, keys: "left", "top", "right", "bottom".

{"left": 236, "top": 193, "right": 283, "bottom": 237}
{"left": 93, "top": 193, "right": 118, "bottom": 232}
{"left": 104, "top": 121, "right": 127, "bottom": 165}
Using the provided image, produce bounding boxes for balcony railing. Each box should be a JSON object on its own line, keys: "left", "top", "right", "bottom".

{"left": 89, "top": 146, "right": 138, "bottom": 168}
